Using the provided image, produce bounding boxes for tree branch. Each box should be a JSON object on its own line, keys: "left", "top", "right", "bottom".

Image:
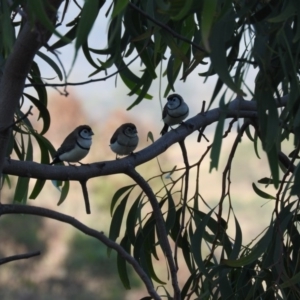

{"left": 0, "top": 250, "right": 40, "bottom": 265}
{"left": 2, "top": 96, "right": 289, "bottom": 181}
{"left": 0, "top": 203, "right": 160, "bottom": 300}
{"left": 0, "top": 0, "right": 63, "bottom": 174}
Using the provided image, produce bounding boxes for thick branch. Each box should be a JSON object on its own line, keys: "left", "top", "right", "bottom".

{"left": 0, "top": 0, "right": 63, "bottom": 174}
{"left": 0, "top": 203, "right": 160, "bottom": 300}
{"left": 2, "top": 96, "right": 288, "bottom": 181}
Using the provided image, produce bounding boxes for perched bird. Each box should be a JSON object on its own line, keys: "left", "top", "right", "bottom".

{"left": 160, "top": 93, "right": 189, "bottom": 135}
{"left": 50, "top": 125, "right": 94, "bottom": 165}
{"left": 110, "top": 123, "right": 139, "bottom": 158}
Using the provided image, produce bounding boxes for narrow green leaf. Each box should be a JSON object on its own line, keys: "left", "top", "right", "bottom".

{"left": 126, "top": 192, "right": 143, "bottom": 244}
{"left": 31, "top": 132, "right": 54, "bottom": 164}
{"left": 191, "top": 209, "right": 215, "bottom": 281}
{"left": 219, "top": 268, "right": 234, "bottom": 299}
{"left": 111, "top": 0, "right": 128, "bottom": 19}
{"left": 74, "top": 0, "right": 101, "bottom": 63}
{"left": 109, "top": 192, "right": 130, "bottom": 242}
{"left": 23, "top": 93, "right": 50, "bottom": 135}
{"left": 3, "top": 174, "right": 11, "bottom": 189}
{"left": 266, "top": 144, "right": 279, "bottom": 188}
{"left": 201, "top": 0, "right": 217, "bottom": 51}
{"left": 280, "top": 271, "right": 300, "bottom": 288}
{"left": 181, "top": 272, "right": 196, "bottom": 299}
{"left": 257, "top": 177, "right": 274, "bottom": 184}
{"left": 210, "top": 93, "right": 227, "bottom": 171}
{"left": 291, "top": 163, "right": 300, "bottom": 195}
{"left": 252, "top": 183, "right": 276, "bottom": 200}
{"left": 209, "top": 16, "right": 243, "bottom": 94}
{"left": 14, "top": 135, "right": 32, "bottom": 203}
{"left": 36, "top": 51, "right": 63, "bottom": 81}
{"left": 268, "top": 1, "right": 295, "bottom": 23}
{"left": 147, "top": 131, "right": 154, "bottom": 143}
{"left": 165, "top": 190, "right": 176, "bottom": 232}
{"left": 110, "top": 185, "right": 135, "bottom": 216}
{"left": 127, "top": 75, "right": 153, "bottom": 110}
{"left": 29, "top": 61, "right": 48, "bottom": 107}
{"left": 208, "top": 77, "right": 224, "bottom": 109}
{"left": 117, "top": 235, "right": 131, "bottom": 289}
{"left": 133, "top": 216, "right": 155, "bottom": 262}
{"left": 13, "top": 176, "right": 29, "bottom": 203}
{"left": 222, "top": 223, "right": 274, "bottom": 267}
{"left": 27, "top": 0, "right": 67, "bottom": 41}
{"left": 144, "top": 249, "right": 166, "bottom": 284}
{"left": 57, "top": 180, "right": 70, "bottom": 206}
{"left": 26, "top": 135, "right": 33, "bottom": 162}
{"left": 181, "top": 229, "right": 194, "bottom": 272}
{"left": 29, "top": 179, "right": 46, "bottom": 199}
{"left": 229, "top": 215, "right": 242, "bottom": 260}
{"left": 50, "top": 24, "right": 78, "bottom": 49}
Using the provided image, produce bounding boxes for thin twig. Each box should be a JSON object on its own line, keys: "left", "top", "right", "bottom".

{"left": 24, "top": 51, "right": 141, "bottom": 88}
{"left": 0, "top": 203, "right": 160, "bottom": 300}
{"left": 125, "top": 167, "right": 181, "bottom": 300}
{"left": 80, "top": 180, "right": 91, "bottom": 214}
{"left": 197, "top": 101, "right": 208, "bottom": 142}
{"left": 0, "top": 250, "right": 40, "bottom": 265}
{"left": 0, "top": 105, "right": 33, "bottom": 132}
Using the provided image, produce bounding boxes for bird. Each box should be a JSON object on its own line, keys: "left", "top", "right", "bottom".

{"left": 110, "top": 123, "right": 139, "bottom": 158}
{"left": 160, "top": 93, "right": 189, "bottom": 135}
{"left": 50, "top": 125, "right": 94, "bottom": 165}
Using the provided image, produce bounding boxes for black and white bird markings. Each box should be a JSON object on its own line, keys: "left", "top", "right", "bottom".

{"left": 50, "top": 125, "right": 94, "bottom": 165}
{"left": 160, "top": 93, "right": 189, "bottom": 135}
{"left": 110, "top": 123, "right": 139, "bottom": 158}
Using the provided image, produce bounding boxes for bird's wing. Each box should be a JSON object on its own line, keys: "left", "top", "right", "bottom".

{"left": 110, "top": 129, "right": 119, "bottom": 144}
{"left": 54, "top": 131, "right": 77, "bottom": 156}
{"left": 162, "top": 103, "right": 168, "bottom": 119}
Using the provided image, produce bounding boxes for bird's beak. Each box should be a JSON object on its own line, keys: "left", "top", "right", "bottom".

{"left": 90, "top": 131, "right": 94, "bottom": 136}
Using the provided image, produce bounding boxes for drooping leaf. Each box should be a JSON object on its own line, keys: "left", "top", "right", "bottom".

{"left": 252, "top": 183, "right": 276, "bottom": 200}
{"left": 27, "top": 0, "right": 68, "bottom": 41}
{"left": 126, "top": 192, "right": 143, "bottom": 244}
{"left": 201, "top": 0, "right": 217, "bottom": 52}
{"left": 57, "top": 180, "right": 70, "bottom": 206}
{"left": 109, "top": 191, "right": 131, "bottom": 242}
{"left": 73, "top": 0, "right": 102, "bottom": 65}
{"left": 222, "top": 222, "right": 274, "bottom": 267}
{"left": 23, "top": 93, "right": 51, "bottom": 135}
{"left": 36, "top": 51, "right": 63, "bottom": 81}
{"left": 210, "top": 92, "right": 227, "bottom": 171}
{"left": 117, "top": 235, "right": 131, "bottom": 289}
{"left": 110, "top": 185, "right": 135, "bottom": 215}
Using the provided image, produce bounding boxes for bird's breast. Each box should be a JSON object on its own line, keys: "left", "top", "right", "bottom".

{"left": 59, "top": 144, "right": 90, "bottom": 162}
{"left": 110, "top": 135, "right": 138, "bottom": 155}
